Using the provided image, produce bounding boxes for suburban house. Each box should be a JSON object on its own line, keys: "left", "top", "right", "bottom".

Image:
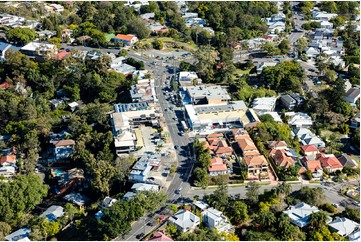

{"left": 336, "top": 154, "right": 358, "bottom": 168}
{"left": 0, "top": 155, "right": 16, "bottom": 167}
{"left": 111, "top": 34, "right": 139, "bottom": 46}
{"left": 263, "top": 111, "right": 282, "bottom": 122}
{"left": 168, "top": 209, "right": 200, "bottom": 232}
{"left": 318, "top": 154, "right": 344, "bottom": 172}
{"left": 131, "top": 183, "right": 160, "bottom": 192}
{"left": 301, "top": 145, "right": 319, "bottom": 160}
{"left": 280, "top": 93, "right": 305, "bottom": 110}
{"left": 348, "top": 228, "right": 360, "bottom": 241}
{"left": 269, "top": 148, "right": 296, "bottom": 169}
{"left": 63, "top": 192, "right": 89, "bottom": 207}
{"left": 205, "top": 133, "right": 233, "bottom": 156}
{"left": 301, "top": 157, "right": 323, "bottom": 179}
{"left": 100, "top": 197, "right": 118, "bottom": 209}
{"left": 267, "top": 141, "right": 288, "bottom": 150}
{"left": 305, "top": 47, "right": 320, "bottom": 59}
{"left": 193, "top": 201, "right": 209, "bottom": 211}
{"left": 236, "top": 133, "right": 259, "bottom": 157}
{"left": 313, "top": 11, "right": 337, "bottom": 21}
{"left": 201, "top": 207, "right": 234, "bottom": 233}
{"left": 20, "top": 42, "right": 58, "bottom": 58}
{"left": 344, "top": 87, "right": 360, "bottom": 104}
{"left": 292, "top": 128, "right": 325, "bottom": 148}
{"left": 50, "top": 139, "right": 75, "bottom": 161}
{"left": 0, "top": 166, "right": 15, "bottom": 179}
{"left": 5, "top": 228, "right": 31, "bottom": 241}
{"left": 256, "top": 62, "right": 277, "bottom": 74}
{"left": 147, "top": 231, "right": 173, "bottom": 241}
{"left": 0, "top": 41, "right": 20, "bottom": 61}
{"left": 283, "top": 203, "right": 320, "bottom": 228}
{"left": 40, "top": 205, "right": 64, "bottom": 222}
{"left": 243, "top": 155, "right": 269, "bottom": 180}
{"left": 130, "top": 78, "right": 156, "bottom": 104}
{"left": 328, "top": 217, "right": 360, "bottom": 237}
{"left": 251, "top": 97, "right": 277, "bottom": 114}
{"left": 285, "top": 112, "right": 313, "bottom": 128}
{"left": 208, "top": 157, "right": 228, "bottom": 176}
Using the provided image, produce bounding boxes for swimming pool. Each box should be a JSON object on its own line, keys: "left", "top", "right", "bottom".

{"left": 52, "top": 169, "right": 66, "bottom": 177}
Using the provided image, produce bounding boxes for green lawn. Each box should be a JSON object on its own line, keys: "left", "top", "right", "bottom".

{"left": 234, "top": 68, "right": 251, "bottom": 76}
{"left": 139, "top": 37, "right": 198, "bottom": 51}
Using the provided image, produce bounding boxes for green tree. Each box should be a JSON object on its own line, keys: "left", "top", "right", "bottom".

{"left": 294, "top": 187, "right": 325, "bottom": 206}
{"left": 256, "top": 210, "right": 276, "bottom": 227}
{"left": 152, "top": 39, "right": 163, "bottom": 50}
{"left": 6, "top": 27, "right": 37, "bottom": 45}
{"left": 246, "top": 181, "right": 260, "bottom": 204}
{"left": 227, "top": 201, "right": 248, "bottom": 225}
{"left": 295, "top": 38, "right": 308, "bottom": 57}
{"left": 127, "top": 18, "right": 150, "bottom": 39}
{"left": 165, "top": 223, "right": 179, "bottom": 239}
{"left": 278, "top": 40, "right": 291, "bottom": 54}
{"left": 0, "top": 174, "right": 48, "bottom": 225}
{"left": 168, "top": 204, "right": 178, "bottom": 214}
{"left": 0, "top": 222, "right": 11, "bottom": 241}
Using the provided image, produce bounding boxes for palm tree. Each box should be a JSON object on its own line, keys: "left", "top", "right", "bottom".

{"left": 256, "top": 211, "right": 276, "bottom": 227}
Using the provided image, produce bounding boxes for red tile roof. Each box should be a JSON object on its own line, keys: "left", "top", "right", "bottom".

{"left": 306, "top": 160, "right": 322, "bottom": 172}
{"left": 208, "top": 157, "right": 228, "bottom": 172}
{"left": 54, "top": 50, "right": 71, "bottom": 60}
{"left": 301, "top": 144, "right": 318, "bottom": 153}
{"left": 319, "top": 155, "right": 343, "bottom": 170}
{"left": 0, "top": 155, "right": 16, "bottom": 165}
{"left": 0, "top": 82, "right": 10, "bottom": 89}
{"left": 271, "top": 149, "right": 295, "bottom": 168}
{"left": 147, "top": 232, "right": 173, "bottom": 241}
{"left": 115, "top": 34, "right": 136, "bottom": 41}
{"left": 244, "top": 155, "right": 268, "bottom": 167}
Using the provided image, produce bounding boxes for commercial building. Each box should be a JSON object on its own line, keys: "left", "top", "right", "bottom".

{"left": 184, "top": 101, "right": 259, "bottom": 134}
{"left": 111, "top": 103, "right": 159, "bottom": 154}
{"left": 182, "top": 85, "right": 231, "bottom": 105}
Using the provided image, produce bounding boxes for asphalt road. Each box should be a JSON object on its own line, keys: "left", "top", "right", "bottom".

{"left": 110, "top": 51, "right": 196, "bottom": 241}
{"left": 186, "top": 182, "right": 354, "bottom": 211}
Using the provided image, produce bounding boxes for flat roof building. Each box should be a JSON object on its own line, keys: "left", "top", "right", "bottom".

{"left": 183, "top": 85, "right": 231, "bottom": 105}
{"left": 184, "top": 101, "right": 259, "bottom": 134}
{"left": 251, "top": 97, "right": 277, "bottom": 115}
{"left": 111, "top": 103, "right": 159, "bottom": 154}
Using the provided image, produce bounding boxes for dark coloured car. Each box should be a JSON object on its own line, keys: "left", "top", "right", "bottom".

{"left": 136, "top": 233, "right": 145, "bottom": 239}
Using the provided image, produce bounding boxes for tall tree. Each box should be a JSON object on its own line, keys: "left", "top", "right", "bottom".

{"left": 246, "top": 181, "right": 260, "bottom": 204}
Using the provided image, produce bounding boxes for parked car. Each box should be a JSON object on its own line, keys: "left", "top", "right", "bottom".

{"left": 136, "top": 233, "right": 145, "bottom": 239}
{"left": 175, "top": 188, "right": 182, "bottom": 194}
{"left": 332, "top": 203, "right": 339, "bottom": 208}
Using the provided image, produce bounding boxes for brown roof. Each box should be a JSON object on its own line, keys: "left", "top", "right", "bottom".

{"left": 271, "top": 149, "right": 295, "bottom": 169}
{"left": 306, "top": 160, "right": 322, "bottom": 172}
{"left": 268, "top": 141, "right": 288, "bottom": 149}
{"left": 301, "top": 145, "right": 318, "bottom": 153}
{"left": 147, "top": 232, "right": 173, "bottom": 241}
{"left": 0, "top": 155, "right": 16, "bottom": 165}
{"left": 52, "top": 139, "right": 75, "bottom": 147}
{"left": 319, "top": 155, "right": 343, "bottom": 170}
{"left": 244, "top": 155, "right": 268, "bottom": 167}
{"left": 237, "top": 138, "right": 257, "bottom": 152}
{"left": 208, "top": 157, "right": 228, "bottom": 172}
